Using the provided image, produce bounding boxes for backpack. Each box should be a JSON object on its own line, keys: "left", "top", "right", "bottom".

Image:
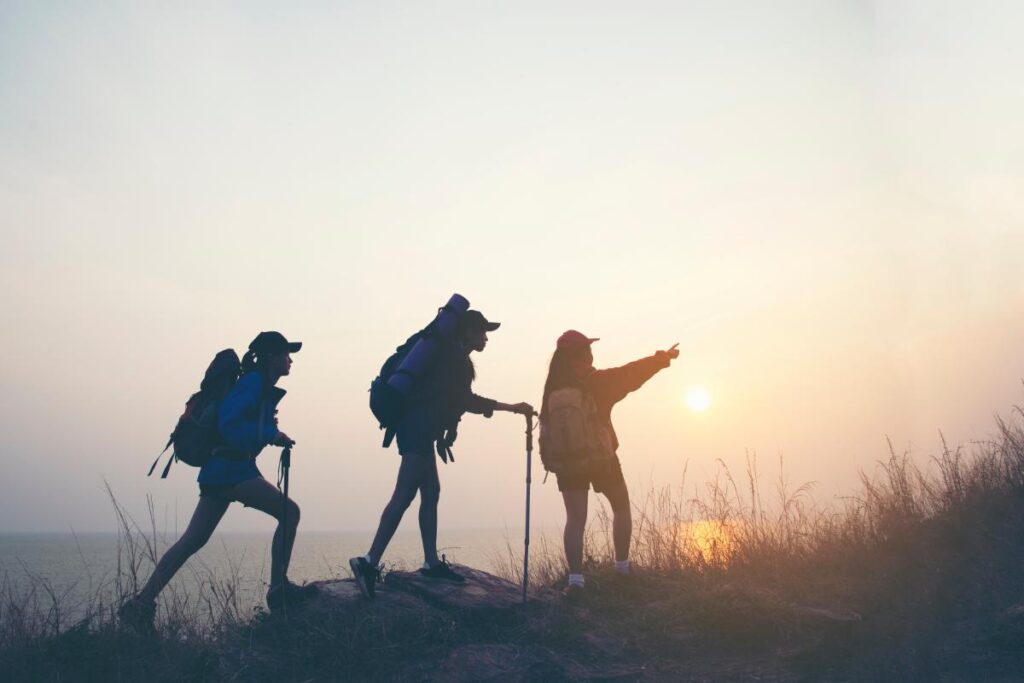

{"left": 369, "top": 296, "right": 470, "bottom": 450}
{"left": 538, "top": 385, "right": 616, "bottom": 474}
{"left": 369, "top": 326, "right": 432, "bottom": 447}
{"left": 148, "top": 349, "right": 241, "bottom": 478}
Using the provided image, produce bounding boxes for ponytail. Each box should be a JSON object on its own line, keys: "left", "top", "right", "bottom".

{"left": 241, "top": 349, "right": 259, "bottom": 374}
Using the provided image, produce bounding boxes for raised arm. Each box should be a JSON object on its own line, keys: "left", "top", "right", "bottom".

{"left": 589, "top": 346, "right": 679, "bottom": 407}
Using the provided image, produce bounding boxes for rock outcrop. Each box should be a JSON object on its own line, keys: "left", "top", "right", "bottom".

{"left": 307, "top": 562, "right": 533, "bottom": 614}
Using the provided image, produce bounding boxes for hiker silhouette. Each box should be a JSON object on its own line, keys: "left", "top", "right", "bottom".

{"left": 350, "top": 297, "right": 534, "bottom": 598}
{"left": 539, "top": 331, "right": 679, "bottom": 597}
{"left": 120, "top": 331, "right": 314, "bottom": 632}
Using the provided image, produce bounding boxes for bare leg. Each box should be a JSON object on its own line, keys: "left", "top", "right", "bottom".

{"left": 418, "top": 455, "right": 441, "bottom": 566}
{"left": 561, "top": 489, "right": 589, "bottom": 575}
{"left": 601, "top": 482, "right": 632, "bottom": 562}
{"left": 137, "top": 496, "right": 230, "bottom": 603}
{"left": 230, "top": 478, "right": 300, "bottom": 586}
{"left": 367, "top": 453, "right": 431, "bottom": 565}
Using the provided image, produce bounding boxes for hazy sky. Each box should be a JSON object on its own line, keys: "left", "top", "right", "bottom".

{"left": 2, "top": 1, "right": 1022, "bottom": 534}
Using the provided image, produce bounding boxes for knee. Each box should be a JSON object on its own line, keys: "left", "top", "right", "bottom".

{"left": 287, "top": 500, "right": 300, "bottom": 526}
{"left": 565, "top": 509, "right": 587, "bottom": 530}
{"left": 389, "top": 486, "right": 417, "bottom": 511}
{"left": 420, "top": 482, "right": 441, "bottom": 506}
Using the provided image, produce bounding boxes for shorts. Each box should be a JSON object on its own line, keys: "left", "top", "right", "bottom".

{"left": 198, "top": 474, "right": 262, "bottom": 501}
{"left": 395, "top": 406, "right": 436, "bottom": 458}
{"left": 555, "top": 456, "right": 626, "bottom": 494}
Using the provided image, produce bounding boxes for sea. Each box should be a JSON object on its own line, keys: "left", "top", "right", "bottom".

{"left": 0, "top": 528, "right": 540, "bottom": 623}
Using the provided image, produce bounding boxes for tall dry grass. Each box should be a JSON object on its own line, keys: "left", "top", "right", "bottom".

{"left": 0, "top": 484, "right": 251, "bottom": 656}
{"left": 2, "top": 405, "right": 1023, "bottom": 680}
{"left": 499, "top": 404, "right": 1024, "bottom": 600}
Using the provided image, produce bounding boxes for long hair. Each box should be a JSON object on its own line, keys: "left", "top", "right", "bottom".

{"left": 540, "top": 346, "right": 589, "bottom": 419}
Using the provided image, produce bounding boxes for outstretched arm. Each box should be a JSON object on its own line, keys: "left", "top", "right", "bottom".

{"left": 466, "top": 393, "right": 534, "bottom": 417}
{"left": 589, "top": 344, "right": 679, "bottom": 406}
{"left": 493, "top": 400, "right": 535, "bottom": 416}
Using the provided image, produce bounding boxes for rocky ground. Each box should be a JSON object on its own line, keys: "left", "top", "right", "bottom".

{"left": 4, "top": 557, "right": 1024, "bottom": 681}
{"left": 212, "top": 564, "right": 878, "bottom": 682}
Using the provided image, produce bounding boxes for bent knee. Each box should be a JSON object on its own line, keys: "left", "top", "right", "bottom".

{"left": 286, "top": 500, "right": 300, "bottom": 525}
{"left": 389, "top": 487, "right": 418, "bottom": 511}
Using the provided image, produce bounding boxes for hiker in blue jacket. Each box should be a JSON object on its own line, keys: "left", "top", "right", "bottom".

{"left": 349, "top": 310, "right": 534, "bottom": 598}
{"left": 120, "top": 331, "right": 314, "bottom": 630}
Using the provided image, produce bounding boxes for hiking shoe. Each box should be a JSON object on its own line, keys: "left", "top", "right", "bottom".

{"left": 118, "top": 596, "right": 156, "bottom": 634}
{"left": 266, "top": 579, "right": 318, "bottom": 612}
{"left": 349, "top": 556, "right": 380, "bottom": 599}
{"left": 562, "top": 583, "right": 585, "bottom": 604}
{"left": 419, "top": 555, "right": 465, "bottom": 584}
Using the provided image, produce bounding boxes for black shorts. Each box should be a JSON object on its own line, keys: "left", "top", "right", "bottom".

{"left": 198, "top": 475, "right": 262, "bottom": 501}
{"left": 395, "top": 406, "right": 436, "bottom": 458}
{"left": 199, "top": 483, "right": 238, "bottom": 500}
{"left": 555, "top": 457, "right": 626, "bottom": 494}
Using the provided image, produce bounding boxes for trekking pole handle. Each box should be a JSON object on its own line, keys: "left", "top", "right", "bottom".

{"left": 525, "top": 413, "right": 534, "bottom": 454}
{"left": 281, "top": 446, "right": 292, "bottom": 469}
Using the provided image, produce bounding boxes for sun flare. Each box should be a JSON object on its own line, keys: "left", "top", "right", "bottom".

{"left": 685, "top": 386, "right": 711, "bottom": 413}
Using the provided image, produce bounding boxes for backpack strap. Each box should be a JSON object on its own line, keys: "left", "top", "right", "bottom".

{"left": 254, "top": 397, "right": 267, "bottom": 457}
{"left": 382, "top": 426, "right": 396, "bottom": 448}
{"left": 160, "top": 453, "right": 175, "bottom": 478}
{"left": 147, "top": 436, "right": 174, "bottom": 477}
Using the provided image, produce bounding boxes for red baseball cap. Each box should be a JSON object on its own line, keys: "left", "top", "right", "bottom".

{"left": 557, "top": 329, "right": 599, "bottom": 350}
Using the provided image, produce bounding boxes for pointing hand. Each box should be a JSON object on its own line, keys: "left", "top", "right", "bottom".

{"left": 658, "top": 343, "right": 680, "bottom": 362}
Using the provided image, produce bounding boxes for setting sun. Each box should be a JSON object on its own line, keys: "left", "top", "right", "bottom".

{"left": 685, "top": 387, "right": 712, "bottom": 413}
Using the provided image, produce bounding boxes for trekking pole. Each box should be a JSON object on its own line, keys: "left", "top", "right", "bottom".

{"left": 522, "top": 412, "right": 535, "bottom": 604}
{"left": 279, "top": 446, "right": 292, "bottom": 577}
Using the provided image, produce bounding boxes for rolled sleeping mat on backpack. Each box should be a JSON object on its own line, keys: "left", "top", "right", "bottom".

{"left": 387, "top": 293, "right": 470, "bottom": 395}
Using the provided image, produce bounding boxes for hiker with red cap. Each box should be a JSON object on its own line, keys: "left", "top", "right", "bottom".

{"left": 539, "top": 330, "right": 679, "bottom": 597}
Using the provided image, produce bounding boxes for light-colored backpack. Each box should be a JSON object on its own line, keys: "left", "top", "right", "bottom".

{"left": 539, "top": 386, "right": 615, "bottom": 474}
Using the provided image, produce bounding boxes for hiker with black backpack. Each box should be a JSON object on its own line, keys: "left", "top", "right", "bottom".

{"left": 539, "top": 330, "right": 679, "bottom": 598}
{"left": 349, "top": 297, "right": 534, "bottom": 598}
{"left": 119, "top": 331, "right": 315, "bottom": 631}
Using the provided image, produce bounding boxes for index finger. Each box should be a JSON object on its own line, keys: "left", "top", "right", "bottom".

{"left": 669, "top": 343, "right": 679, "bottom": 351}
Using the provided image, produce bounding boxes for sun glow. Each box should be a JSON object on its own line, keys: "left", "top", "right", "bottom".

{"left": 685, "top": 386, "right": 712, "bottom": 413}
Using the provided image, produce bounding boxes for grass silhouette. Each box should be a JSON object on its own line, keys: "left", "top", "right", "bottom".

{"left": 3, "top": 406, "right": 1024, "bottom": 680}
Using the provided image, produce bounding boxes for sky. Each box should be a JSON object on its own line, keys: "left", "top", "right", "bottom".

{"left": 1, "top": 1, "right": 1022, "bottom": 535}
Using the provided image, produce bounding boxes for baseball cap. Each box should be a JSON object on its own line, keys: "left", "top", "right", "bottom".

{"left": 557, "top": 330, "right": 599, "bottom": 350}
{"left": 461, "top": 310, "right": 501, "bottom": 332}
{"left": 248, "top": 331, "right": 302, "bottom": 355}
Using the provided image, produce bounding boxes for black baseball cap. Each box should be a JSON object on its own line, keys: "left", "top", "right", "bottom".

{"left": 248, "top": 331, "right": 302, "bottom": 355}
{"left": 461, "top": 310, "right": 500, "bottom": 332}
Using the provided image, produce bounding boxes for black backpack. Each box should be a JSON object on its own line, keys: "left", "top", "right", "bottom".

{"left": 148, "top": 349, "right": 241, "bottom": 478}
{"left": 369, "top": 327, "right": 431, "bottom": 448}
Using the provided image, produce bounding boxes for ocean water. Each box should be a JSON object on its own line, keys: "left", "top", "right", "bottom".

{"left": 0, "top": 528, "right": 534, "bottom": 621}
